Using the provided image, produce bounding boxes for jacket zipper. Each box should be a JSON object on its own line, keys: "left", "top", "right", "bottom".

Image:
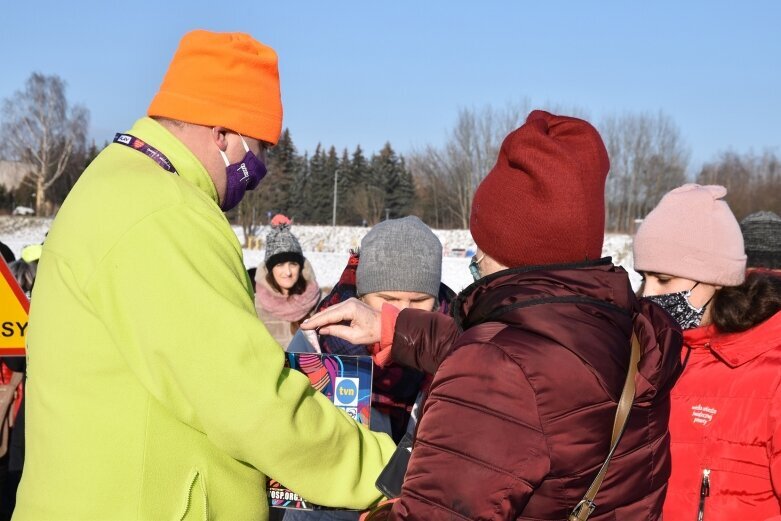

{"left": 179, "top": 469, "right": 208, "bottom": 521}
{"left": 697, "top": 468, "right": 710, "bottom": 521}
{"left": 180, "top": 472, "right": 196, "bottom": 521}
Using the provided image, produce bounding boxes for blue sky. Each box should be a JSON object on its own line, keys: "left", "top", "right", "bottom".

{"left": 1, "top": 1, "right": 779, "bottom": 172}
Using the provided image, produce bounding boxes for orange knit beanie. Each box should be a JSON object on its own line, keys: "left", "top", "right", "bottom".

{"left": 148, "top": 30, "right": 283, "bottom": 145}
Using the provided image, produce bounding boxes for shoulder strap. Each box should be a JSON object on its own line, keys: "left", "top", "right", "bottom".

{"left": 568, "top": 332, "right": 641, "bottom": 521}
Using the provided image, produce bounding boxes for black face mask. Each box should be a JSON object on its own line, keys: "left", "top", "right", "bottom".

{"left": 645, "top": 283, "right": 710, "bottom": 330}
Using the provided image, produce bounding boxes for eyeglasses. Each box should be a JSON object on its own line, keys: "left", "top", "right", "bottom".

{"left": 469, "top": 253, "right": 485, "bottom": 281}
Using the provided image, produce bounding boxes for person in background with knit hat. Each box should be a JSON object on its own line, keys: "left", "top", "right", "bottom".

{"left": 255, "top": 215, "right": 321, "bottom": 347}
{"left": 633, "top": 184, "right": 781, "bottom": 521}
{"left": 304, "top": 110, "right": 683, "bottom": 520}
{"left": 16, "top": 30, "right": 396, "bottom": 521}
{"left": 741, "top": 210, "right": 781, "bottom": 273}
{"left": 284, "top": 216, "right": 453, "bottom": 521}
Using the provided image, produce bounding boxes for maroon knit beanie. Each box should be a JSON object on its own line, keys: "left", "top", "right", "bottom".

{"left": 470, "top": 110, "right": 610, "bottom": 268}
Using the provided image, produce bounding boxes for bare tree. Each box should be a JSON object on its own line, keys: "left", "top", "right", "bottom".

{"left": 409, "top": 145, "right": 466, "bottom": 228}
{"left": 410, "top": 102, "right": 530, "bottom": 228}
{"left": 351, "top": 185, "right": 386, "bottom": 225}
{"left": 753, "top": 151, "right": 781, "bottom": 214}
{"left": 600, "top": 111, "right": 689, "bottom": 231}
{"left": 697, "top": 149, "right": 781, "bottom": 219}
{"left": 0, "top": 73, "right": 89, "bottom": 215}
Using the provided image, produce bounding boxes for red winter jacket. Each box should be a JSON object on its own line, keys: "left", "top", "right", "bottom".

{"left": 387, "top": 259, "right": 683, "bottom": 520}
{"left": 664, "top": 311, "right": 781, "bottom": 521}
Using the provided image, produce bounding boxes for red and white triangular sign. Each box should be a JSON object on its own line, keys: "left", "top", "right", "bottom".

{"left": 0, "top": 258, "right": 29, "bottom": 356}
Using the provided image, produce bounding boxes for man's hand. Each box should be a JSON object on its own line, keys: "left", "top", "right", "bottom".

{"left": 301, "top": 298, "right": 382, "bottom": 345}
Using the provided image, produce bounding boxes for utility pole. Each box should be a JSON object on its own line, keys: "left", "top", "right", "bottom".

{"left": 332, "top": 166, "right": 338, "bottom": 227}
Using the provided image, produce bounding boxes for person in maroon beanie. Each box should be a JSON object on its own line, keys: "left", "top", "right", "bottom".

{"left": 304, "top": 110, "right": 684, "bottom": 521}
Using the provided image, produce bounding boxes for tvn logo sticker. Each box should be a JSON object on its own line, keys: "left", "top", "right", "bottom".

{"left": 334, "top": 377, "right": 359, "bottom": 408}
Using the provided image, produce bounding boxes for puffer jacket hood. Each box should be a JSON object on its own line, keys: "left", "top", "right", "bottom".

{"left": 452, "top": 257, "right": 683, "bottom": 404}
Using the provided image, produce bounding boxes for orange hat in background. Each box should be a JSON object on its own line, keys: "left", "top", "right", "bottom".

{"left": 148, "top": 30, "right": 283, "bottom": 145}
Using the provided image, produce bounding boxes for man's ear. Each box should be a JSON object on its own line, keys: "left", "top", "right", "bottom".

{"left": 211, "top": 126, "right": 230, "bottom": 152}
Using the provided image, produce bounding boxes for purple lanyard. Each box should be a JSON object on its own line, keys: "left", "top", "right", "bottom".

{"left": 113, "top": 133, "right": 178, "bottom": 175}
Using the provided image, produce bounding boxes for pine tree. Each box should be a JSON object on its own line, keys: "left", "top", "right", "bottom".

{"left": 362, "top": 148, "right": 389, "bottom": 224}
{"left": 375, "top": 145, "right": 398, "bottom": 216}
{"left": 322, "top": 146, "right": 340, "bottom": 225}
{"left": 290, "top": 151, "right": 310, "bottom": 222}
{"left": 304, "top": 144, "right": 333, "bottom": 223}
{"left": 350, "top": 145, "right": 371, "bottom": 187}
{"left": 370, "top": 142, "right": 415, "bottom": 220}
{"left": 337, "top": 148, "right": 353, "bottom": 225}
{"left": 261, "top": 128, "right": 299, "bottom": 216}
{"left": 394, "top": 156, "right": 416, "bottom": 217}
{"left": 343, "top": 145, "right": 381, "bottom": 225}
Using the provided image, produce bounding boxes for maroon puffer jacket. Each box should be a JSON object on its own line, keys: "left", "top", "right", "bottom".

{"left": 388, "top": 259, "right": 683, "bottom": 520}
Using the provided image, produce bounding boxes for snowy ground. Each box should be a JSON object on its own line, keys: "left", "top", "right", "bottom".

{"left": 0, "top": 217, "right": 641, "bottom": 292}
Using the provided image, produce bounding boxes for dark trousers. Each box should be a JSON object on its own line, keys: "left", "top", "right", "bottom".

{"left": 0, "top": 458, "right": 21, "bottom": 521}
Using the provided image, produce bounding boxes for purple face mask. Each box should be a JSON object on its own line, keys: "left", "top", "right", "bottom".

{"left": 218, "top": 134, "right": 267, "bottom": 211}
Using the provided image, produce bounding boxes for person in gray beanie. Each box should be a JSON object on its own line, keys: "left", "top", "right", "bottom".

{"left": 741, "top": 211, "right": 781, "bottom": 270}
{"left": 282, "top": 216, "right": 453, "bottom": 521}
{"left": 255, "top": 216, "right": 321, "bottom": 348}
{"left": 356, "top": 216, "right": 443, "bottom": 309}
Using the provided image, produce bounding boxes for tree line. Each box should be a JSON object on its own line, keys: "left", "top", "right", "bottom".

{"left": 236, "top": 130, "right": 415, "bottom": 243}
{"left": 1, "top": 73, "right": 779, "bottom": 233}
{"left": 410, "top": 103, "right": 780, "bottom": 231}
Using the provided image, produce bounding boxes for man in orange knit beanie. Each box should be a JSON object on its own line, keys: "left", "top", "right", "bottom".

{"left": 15, "top": 30, "right": 396, "bottom": 521}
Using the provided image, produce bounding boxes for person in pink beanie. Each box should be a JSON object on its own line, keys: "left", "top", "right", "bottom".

{"left": 633, "top": 183, "right": 781, "bottom": 521}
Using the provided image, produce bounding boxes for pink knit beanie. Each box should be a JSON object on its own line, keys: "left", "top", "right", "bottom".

{"left": 633, "top": 184, "right": 746, "bottom": 286}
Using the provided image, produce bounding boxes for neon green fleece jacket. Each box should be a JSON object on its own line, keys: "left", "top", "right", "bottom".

{"left": 15, "top": 117, "right": 395, "bottom": 521}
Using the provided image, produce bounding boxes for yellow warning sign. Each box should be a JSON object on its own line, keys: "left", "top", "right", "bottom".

{"left": 0, "top": 258, "right": 29, "bottom": 356}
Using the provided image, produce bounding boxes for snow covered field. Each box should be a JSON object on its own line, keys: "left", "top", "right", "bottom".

{"left": 0, "top": 217, "right": 640, "bottom": 292}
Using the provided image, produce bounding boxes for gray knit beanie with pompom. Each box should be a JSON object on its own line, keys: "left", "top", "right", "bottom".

{"left": 265, "top": 223, "right": 304, "bottom": 270}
